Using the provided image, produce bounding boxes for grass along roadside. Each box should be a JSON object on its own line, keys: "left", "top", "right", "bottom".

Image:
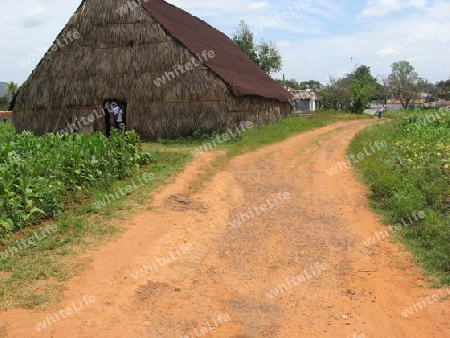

{"left": 348, "top": 111, "right": 450, "bottom": 286}
{"left": 0, "top": 112, "right": 369, "bottom": 313}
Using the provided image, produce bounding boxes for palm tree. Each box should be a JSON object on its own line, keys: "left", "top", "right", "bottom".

{"left": 5, "top": 81, "right": 19, "bottom": 96}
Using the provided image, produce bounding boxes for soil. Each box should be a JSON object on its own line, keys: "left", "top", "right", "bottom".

{"left": 1, "top": 120, "right": 449, "bottom": 337}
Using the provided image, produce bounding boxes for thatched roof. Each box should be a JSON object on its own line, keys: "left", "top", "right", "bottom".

{"left": 289, "top": 90, "right": 317, "bottom": 100}
{"left": 142, "top": 0, "right": 291, "bottom": 102}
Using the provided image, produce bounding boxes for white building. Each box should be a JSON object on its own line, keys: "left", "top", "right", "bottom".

{"left": 288, "top": 89, "right": 317, "bottom": 112}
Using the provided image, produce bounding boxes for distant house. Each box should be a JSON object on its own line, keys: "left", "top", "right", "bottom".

{"left": 288, "top": 89, "right": 317, "bottom": 112}
{"left": 436, "top": 101, "right": 450, "bottom": 108}
{"left": 0, "top": 111, "right": 12, "bottom": 123}
{"left": 436, "top": 94, "right": 450, "bottom": 108}
{"left": 386, "top": 98, "right": 425, "bottom": 111}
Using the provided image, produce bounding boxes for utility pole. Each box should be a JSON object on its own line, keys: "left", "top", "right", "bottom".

{"left": 305, "top": 61, "right": 308, "bottom": 83}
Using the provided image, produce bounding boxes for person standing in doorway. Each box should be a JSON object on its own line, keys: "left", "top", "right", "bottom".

{"left": 111, "top": 102, "right": 123, "bottom": 129}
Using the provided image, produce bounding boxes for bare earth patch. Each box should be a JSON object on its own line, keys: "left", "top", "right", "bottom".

{"left": 1, "top": 120, "right": 449, "bottom": 337}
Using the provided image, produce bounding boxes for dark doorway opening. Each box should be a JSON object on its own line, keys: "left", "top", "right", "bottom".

{"left": 103, "top": 99, "right": 127, "bottom": 137}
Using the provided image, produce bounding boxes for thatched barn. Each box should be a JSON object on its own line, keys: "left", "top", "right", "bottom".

{"left": 12, "top": 0, "right": 293, "bottom": 138}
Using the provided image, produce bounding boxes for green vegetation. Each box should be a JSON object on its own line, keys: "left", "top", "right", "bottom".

{"left": 0, "top": 124, "right": 150, "bottom": 235}
{"left": 232, "top": 20, "right": 282, "bottom": 75}
{"left": 0, "top": 81, "right": 18, "bottom": 111}
{"left": 4, "top": 82, "right": 19, "bottom": 97}
{"left": 387, "top": 61, "right": 421, "bottom": 110}
{"left": 275, "top": 79, "right": 323, "bottom": 91}
{"left": 153, "top": 127, "right": 243, "bottom": 148}
{"left": 349, "top": 109, "right": 450, "bottom": 285}
{"left": 321, "top": 65, "right": 378, "bottom": 113}
{"left": 0, "top": 96, "right": 9, "bottom": 111}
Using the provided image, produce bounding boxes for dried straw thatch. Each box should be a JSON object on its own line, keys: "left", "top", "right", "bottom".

{"left": 13, "top": 0, "right": 293, "bottom": 139}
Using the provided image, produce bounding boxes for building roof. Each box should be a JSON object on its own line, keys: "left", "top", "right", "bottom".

{"left": 0, "top": 111, "right": 12, "bottom": 119}
{"left": 387, "top": 99, "right": 425, "bottom": 105}
{"left": 142, "top": 0, "right": 292, "bottom": 103}
{"left": 436, "top": 101, "right": 450, "bottom": 107}
{"left": 289, "top": 90, "right": 316, "bottom": 100}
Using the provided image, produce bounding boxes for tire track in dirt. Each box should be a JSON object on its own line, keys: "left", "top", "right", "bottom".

{"left": 1, "top": 120, "right": 449, "bottom": 337}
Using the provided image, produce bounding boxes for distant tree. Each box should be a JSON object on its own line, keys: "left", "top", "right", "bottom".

{"left": 417, "top": 78, "right": 435, "bottom": 103}
{"left": 387, "top": 61, "right": 420, "bottom": 109}
{"left": 320, "top": 65, "right": 376, "bottom": 113}
{"left": 5, "top": 81, "right": 19, "bottom": 96}
{"left": 256, "top": 39, "right": 282, "bottom": 75}
{"left": 276, "top": 78, "right": 301, "bottom": 89}
{"left": 320, "top": 76, "right": 351, "bottom": 111}
{"left": 372, "top": 78, "right": 388, "bottom": 103}
{"left": 436, "top": 79, "right": 450, "bottom": 100}
{"left": 347, "top": 65, "right": 378, "bottom": 113}
{"left": 299, "top": 80, "right": 323, "bottom": 90}
{"left": 285, "top": 78, "right": 301, "bottom": 89}
{"left": 232, "top": 20, "right": 258, "bottom": 64}
{"left": 0, "top": 95, "right": 10, "bottom": 111}
{"left": 276, "top": 78, "right": 324, "bottom": 91}
{"left": 232, "top": 21, "right": 282, "bottom": 75}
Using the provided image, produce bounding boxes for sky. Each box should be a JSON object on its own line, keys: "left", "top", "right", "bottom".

{"left": 1, "top": 0, "right": 449, "bottom": 86}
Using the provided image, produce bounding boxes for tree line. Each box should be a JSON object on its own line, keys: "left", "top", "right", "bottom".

{"left": 307, "top": 61, "right": 449, "bottom": 113}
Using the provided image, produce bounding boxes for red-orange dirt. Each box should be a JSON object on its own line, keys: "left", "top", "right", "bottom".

{"left": 1, "top": 120, "right": 449, "bottom": 337}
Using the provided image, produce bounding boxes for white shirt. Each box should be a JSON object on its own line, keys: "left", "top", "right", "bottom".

{"left": 112, "top": 105, "right": 123, "bottom": 123}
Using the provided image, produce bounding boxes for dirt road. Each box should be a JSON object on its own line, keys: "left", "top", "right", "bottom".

{"left": 1, "top": 120, "right": 449, "bottom": 337}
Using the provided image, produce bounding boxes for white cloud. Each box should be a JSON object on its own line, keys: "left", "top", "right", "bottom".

{"left": 358, "top": 0, "right": 403, "bottom": 17}
{"left": 407, "top": 0, "right": 427, "bottom": 9}
{"left": 247, "top": 1, "right": 269, "bottom": 10}
{"left": 358, "top": 0, "right": 428, "bottom": 17}
{"left": 311, "top": 0, "right": 347, "bottom": 19}
{"left": 277, "top": 40, "right": 291, "bottom": 48}
{"left": 423, "top": 0, "right": 450, "bottom": 18}
{"left": 20, "top": 7, "right": 48, "bottom": 28}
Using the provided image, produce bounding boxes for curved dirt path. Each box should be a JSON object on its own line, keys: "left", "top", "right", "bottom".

{"left": 1, "top": 120, "right": 449, "bottom": 337}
